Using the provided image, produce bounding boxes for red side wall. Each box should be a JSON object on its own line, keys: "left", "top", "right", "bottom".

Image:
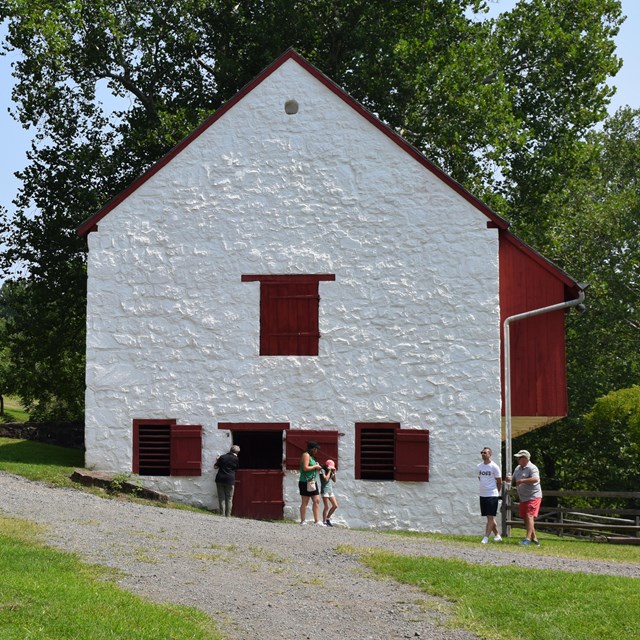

{"left": 499, "top": 233, "right": 569, "bottom": 419}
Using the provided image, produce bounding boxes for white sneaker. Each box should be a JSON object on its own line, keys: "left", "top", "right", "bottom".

{"left": 300, "top": 521, "right": 308, "bottom": 525}
{"left": 481, "top": 536, "right": 489, "bottom": 544}
{"left": 493, "top": 535, "right": 502, "bottom": 542}
{"left": 314, "top": 521, "right": 326, "bottom": 526}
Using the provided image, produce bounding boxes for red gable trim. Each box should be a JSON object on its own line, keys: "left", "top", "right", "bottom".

{"left": 287, "top": 53, "right": 509, "bottom": 232}
{"left": 76, "top": 49, "right": 509, "bottom": 238}
{"left": 499, "top": 229, "right": 583, "bottom": 298}
{"left": 77, "top": 51, "right": 295, "bottom": 238}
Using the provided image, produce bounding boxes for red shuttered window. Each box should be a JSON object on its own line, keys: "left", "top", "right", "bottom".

{"left": 355, "top": 423, "right": 429, "bottom": 481}
{"left": 170, "top": 425, "right": 203, "bottom": 476}
{"left": 395, "top": 429, "right": 430, "bottom": 481}
{"left": 133, "top": 419, "right": 202, "bottom": 476}
{"left": 242, "top": 274, "right": 335, "bottom": 356}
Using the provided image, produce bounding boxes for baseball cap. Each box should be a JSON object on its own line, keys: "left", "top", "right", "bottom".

{"left": 514, "top": 450, "right": 531, "bottom": 459}
{"left": 325, "top": 459, "right": 336, "bottom": 469}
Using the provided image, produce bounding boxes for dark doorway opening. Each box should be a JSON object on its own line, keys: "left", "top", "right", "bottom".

{"left": 218, "top": 423, "right": 287, "bottom": 519}
{"left": 232, "top": 430, "right": 282, "bottom": 470}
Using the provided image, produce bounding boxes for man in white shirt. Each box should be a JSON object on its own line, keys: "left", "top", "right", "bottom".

{"left": 477, "top": 447, "right": 503, "bottom": 544}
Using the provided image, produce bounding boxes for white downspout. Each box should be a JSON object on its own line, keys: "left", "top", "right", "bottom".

{"left": 502, "top": 287, "right": 586, "bottom": 536}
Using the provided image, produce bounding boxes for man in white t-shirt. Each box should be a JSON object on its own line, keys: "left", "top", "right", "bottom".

{"left": 477, "top": 447, "right": 503, "bottom": 544}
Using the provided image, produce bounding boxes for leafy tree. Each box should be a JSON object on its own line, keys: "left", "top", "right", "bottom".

{"left": 491, "top": 0, "right": 623, "bottom": 242}
{"left": 0, "top": 280, "right": 85, "bottom": 421}
{"left": 550, "top": 107, "right": 640, "bottom": 417}
{"left": 0, "top": 0, "right": 626, "bottom": 420}
{"left": 0, "top": 315, "right": 13, "bottom": 415}
{"left": 514, "top": 107, "right": 640, "bottom": 492}
{"left": 1, "top": 0, "right": 623, "bottom": 218}
{"left": 582, "top": 386, "right": 640, "bottom": 501}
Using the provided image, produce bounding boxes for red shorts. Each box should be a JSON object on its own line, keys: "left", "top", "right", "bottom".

{"left": 519, "top": 497, "right": 542, "bottom": 518}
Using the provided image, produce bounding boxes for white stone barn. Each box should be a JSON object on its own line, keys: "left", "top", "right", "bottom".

{"left": 78, "top": 50, "right": 583, "bottom": 533}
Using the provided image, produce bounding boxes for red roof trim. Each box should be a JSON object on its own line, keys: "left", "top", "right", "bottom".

{"left": 77, "top": 49, "right": 509, "bottom": 238}
{"left": 77, "top": 51, "right": 296, "bottom": 238}
{"left": 500, "top": 229, "right": 583, "bottom": 298}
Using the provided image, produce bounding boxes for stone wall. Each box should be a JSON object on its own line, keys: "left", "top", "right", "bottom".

{"left": 0, "top": 421, "right": 84, "bottom": 450}
{"left": 83, "top": 57, "right": 502, "bottom": 533}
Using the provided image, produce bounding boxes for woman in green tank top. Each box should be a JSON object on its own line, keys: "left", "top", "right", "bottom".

{"left": 299, "top": 441, "right": 323, "bottom": 525}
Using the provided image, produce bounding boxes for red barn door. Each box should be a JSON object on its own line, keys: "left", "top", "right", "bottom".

{"left": 233, "top": 469, "right": 285, "bottom": 520}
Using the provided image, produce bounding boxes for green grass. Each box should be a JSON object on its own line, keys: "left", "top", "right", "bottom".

{"left": 356, "top": 550, "right": 639, "bottom": 640}
{"left": 0, "top": 437, "right": 83, "bottom": 487}
{"left": 0, "top": 396, "right": 29, "bottom": 423}
{"left": 0, "top": 515, "right": 223, "bottom": 640}
{"left": 381, "top": 528, "right": 640, "bottom": 564}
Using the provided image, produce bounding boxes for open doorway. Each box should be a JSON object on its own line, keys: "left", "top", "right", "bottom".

{"left": 218, "top": 423, "right": 287, "bottom": 520}
{"left": 231, "top": 430, "right": 283, "bottom": 469}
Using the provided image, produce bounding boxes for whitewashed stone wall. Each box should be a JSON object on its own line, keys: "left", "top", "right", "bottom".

{"left": 84, "top": 58, "right": 502, "bottom": 534}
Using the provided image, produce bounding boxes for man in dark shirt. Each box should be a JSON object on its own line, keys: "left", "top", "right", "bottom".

{"left": 214, "top": 445, "right": 240, "bottom": 516}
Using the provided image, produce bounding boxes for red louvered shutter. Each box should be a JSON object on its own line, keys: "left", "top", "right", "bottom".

{"left": 395, "top": 429, "right": 429, "bottom": 481}
{"left": 170, "top": 425, "right": 202, "bottom": 476}
{"left": 355, "top": 423, "right": 399, "bottom": 480}
{"left": 133, "top": 419, "right": 175, "bottom": 476}
{"left": 285, "top": 430, "right": 339, "bottom": 470}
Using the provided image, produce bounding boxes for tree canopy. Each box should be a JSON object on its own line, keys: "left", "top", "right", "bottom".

{"left": 584, "top": 385, "right": 640, "bottom": 492}
{"left": 513, "top": 106, "right": 640, "bottom": 491}
{"left": 1, "top": 0, "right": 623, "bottom": 221}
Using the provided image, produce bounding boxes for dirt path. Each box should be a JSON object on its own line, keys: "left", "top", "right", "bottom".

{"left": 1, "top": 473, "right": 638, "bottom": 640}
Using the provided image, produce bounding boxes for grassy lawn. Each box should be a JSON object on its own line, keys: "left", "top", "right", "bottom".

{"left": 0, "top": 515, "right": 223, "bottom": 640}
{"left": 382, "top": 528, "right": 640, "bottom": 564}
{"left": 0, "top": 396, "right": 29, "bottom": 423}
{"left": 352, "top": 549, "right": 639, "bottom": 640}
{"left": 0, "top": 437, "right": 224, "bottom": 639}
{"left": 0, "top": 437, "right": 84, "bottom": 487}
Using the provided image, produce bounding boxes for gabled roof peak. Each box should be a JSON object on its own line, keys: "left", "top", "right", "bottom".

{"left": 76, "top": 49, "right": 509, "bottom": 238}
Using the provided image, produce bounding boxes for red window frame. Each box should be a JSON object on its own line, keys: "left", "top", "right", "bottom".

{"left": 133, "top": 419, "right": 202, "bottom": 477}
{"left": 355, "top": 423, "right": 429, "bottom": 481}
{"left": 242, "top": 274, "right": 335, "bottom": 356}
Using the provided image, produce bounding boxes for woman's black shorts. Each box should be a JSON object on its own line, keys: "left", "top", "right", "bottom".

{"left": 299, "top": 481, "right": 319, "bottom": 497}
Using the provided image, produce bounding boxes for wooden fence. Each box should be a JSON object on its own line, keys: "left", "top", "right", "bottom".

{"left": 502, "top": 489, "right": 640, "bottom": 544}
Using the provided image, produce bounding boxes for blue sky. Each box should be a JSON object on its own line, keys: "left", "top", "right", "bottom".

{"left": 1, "top": 0, "right": 639, "bottom": 213}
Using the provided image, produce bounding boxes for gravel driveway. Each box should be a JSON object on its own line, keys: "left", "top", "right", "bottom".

{"left": 1, "top": 473, "right": 638, "bottom": 640}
